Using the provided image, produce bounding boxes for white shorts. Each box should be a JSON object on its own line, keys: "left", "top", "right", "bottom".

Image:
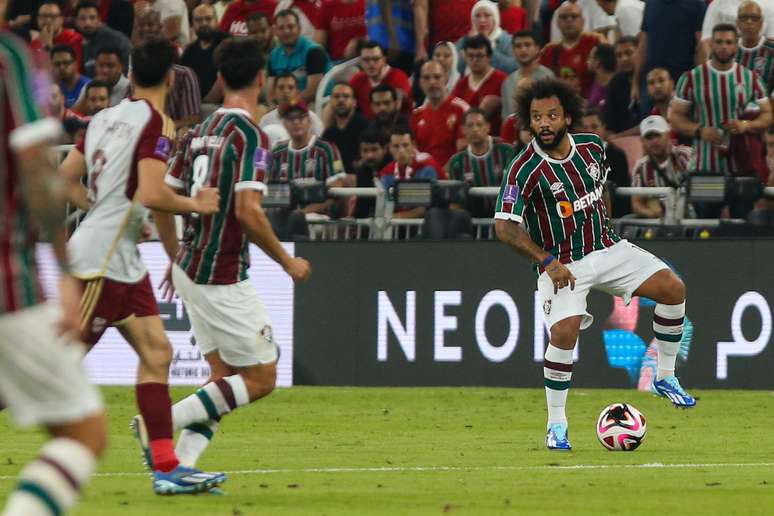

{"left": 172, "top": 264, "right": 278, "bottom": 367}
{"left": 0, "top": 303, "right": 103, "bottom": 427}
{"left": 537, "top": 240, "right": 669, "bottom": 330}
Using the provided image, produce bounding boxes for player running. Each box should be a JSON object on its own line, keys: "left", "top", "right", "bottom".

{"left": 0, "top": 27, "right": 106, "bottom": 515}
{"left": 494, "top": 79, "right": 695, "bottom": 452}
{"left": 139, "top": 37, "right": 311, "bottom": 471}
{"left": 58, "top": 38, "right": 226, "bottom": 494}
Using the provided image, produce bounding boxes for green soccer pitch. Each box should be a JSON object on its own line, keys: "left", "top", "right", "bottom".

{"left": 1, "top": 387, "right": 773, "bottom": 515}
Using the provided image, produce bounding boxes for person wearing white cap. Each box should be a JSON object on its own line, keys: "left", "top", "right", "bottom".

{"left": 631, "top": 115, "right": 693, "bottom": 218}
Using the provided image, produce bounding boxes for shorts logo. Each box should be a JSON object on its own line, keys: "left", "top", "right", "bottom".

{"left": 502, "top": 184, "right": 519, "bottom": 203}
{"left": 588, "top": 162, "right": 601, "bottom": 181}
{"left": 556, "top": 201, "right": 573, "bottom": 218}
{"left": 260, "top": 325, "right": 274, "bottom": 344}
{"left": 543, "top": 300, "right": 552, "bottom": 316}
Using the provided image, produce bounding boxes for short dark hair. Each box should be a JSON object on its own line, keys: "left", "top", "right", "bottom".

{"left": 582, "top": 107, "right": 604, "bottom": 124}
{"left": 214, "top": 37, "right": 266, "bottom": 90}
{"left": 369, "top": 83, "right": 397, "bottom": 102}
{"left": 274, "top": 8, "right": 300, "bottom": 24}
{"left": 274, "top": 71, "right": 299, "bottom": 88}
{"left": 512, "top": 30, "right": 538, "bottom": 44}
{"left": 712, "top": 23, "right": 738, "bottom": 37}
{"left": 247, "top": 12, "right": 268, "bottom": 24}
{"left": 131, "top": 38, "right": 176, "bottom": 88}
{"left": 85, "top": 79, "right": 111, "bottom": 96}
{"left": 593, "top": 43, "right": 616, "bottom": 73}
{"left": 615, "top": 35, "right": 638, "bottom": 47}
{"left": 360, "top": 127, "right": 388, "bottom": 146}
{"left": 358, "top": 40, "right": 384, "bottom": 55}
{"left": 74, "top": 0, "right": 98, "bottom": 15}
{"left": 50, "top": 44, "right": 75, "bottom": 60}
{"left": 516, "top": 78, "right": 584, "bottom": 131}
{"left": 331, "top": 81, "right": 355, "bottom": 96}
{"left": 390, "top": 124, "right": 414, "bottom": 141}
{"left": 96, "top": 44, "right": 123, "bottom": 61}
{"left": 463, "top": 35, "right": 493, "bottom": 56}
{"left": 463, "top": 107, "right": 489, "bottom": 124}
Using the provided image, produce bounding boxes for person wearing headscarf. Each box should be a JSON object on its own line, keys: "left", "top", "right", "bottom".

{"left": 433, "top": 41, "right": 462, "bottom": 91}
{"left": 455, "top": 0, "right": 518, "bottom": 74}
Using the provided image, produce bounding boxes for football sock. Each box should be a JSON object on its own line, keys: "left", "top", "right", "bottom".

{"left": 172, "top": 375, "right": 249, "bottom": 431}
{"left": 136, "top": 382, "right": 179, "bottom": 472}
{"left": 654, "top": 302, "right": 685, "bottom": 381}
{"left": 543, "top": 343, "right": 574, "bottom": 427}
{"left": 3, "top": 438, "right": 96, "bottom": 516}
{"left": 175, "top": 420, "right": 219, "bottom": 468}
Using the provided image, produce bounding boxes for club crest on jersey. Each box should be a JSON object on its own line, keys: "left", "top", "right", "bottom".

{"left": 543, "top": 300, "right": 552, "bottom": 316}
{"left": 556, "top": 200, "right": 573, "bottom": 218}
{"left": 260, "top": 325, "right": 274, "bottom": 344}
{"left": 550, "top": 182, "right": 565, "bottom": 195}
{"left": 588, "top": 162, "right": 601, "bottom": 181}
{"left": 305, "top": 160, "right": 316, "bottom": 174}
{"left": 502, "top": 184, "right": 519, "bottom": 203}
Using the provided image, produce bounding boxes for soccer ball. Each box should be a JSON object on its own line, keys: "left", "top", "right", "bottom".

{"left": 596, "top": 403, "right": 647, "bottom": 451}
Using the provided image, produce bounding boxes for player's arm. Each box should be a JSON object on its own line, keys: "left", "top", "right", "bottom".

{"left": 138, "top": 158, "right": 220, "bottom": 214}
{"left": 58, "top": 148, "right": 90, "bottom": 211}
{"left": 234, "top": 190, "right": 311, "bottom": 282}
{"left": 299, "top": 47, "right": 327, "bottom": 104}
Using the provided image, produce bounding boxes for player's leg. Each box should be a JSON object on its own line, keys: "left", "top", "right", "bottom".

{"left": 174, "top": 352, "right": 234, "bottom": 468}
{"left": 0, "top": 304, "right": 106, "bottom": 516}
{"left": 632, "top": 269, "right": 695, "bottom": 407}
{"left": 537, "top": 260, "right": 593, "bottom": 451}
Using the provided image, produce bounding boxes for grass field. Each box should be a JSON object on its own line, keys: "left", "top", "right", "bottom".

{"left": 1, "top": 387, "right": 773, "bottom": 515}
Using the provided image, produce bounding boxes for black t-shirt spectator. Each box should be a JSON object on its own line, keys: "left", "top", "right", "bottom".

{"left": 606, "top": 141, "right": 631, "bottom": 217}
{"left": 181, "top": 31, "right": 228, "bottom": 100}
{"left": 268, "top": 47, "right": 328, "bottom": 78}
{"left": 322, "top": 113, "right": 369, "bottom": 174}
{"left": 104, "top": 0, "right": 134, "bottom": 38}
{"left": 604, "top": 72, "right": 638, "bottom": 133}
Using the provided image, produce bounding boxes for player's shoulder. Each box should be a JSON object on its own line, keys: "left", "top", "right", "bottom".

{"left": 632, "top": 154, "right": 649, "bottom": 172}
{"left": 314, "top": 137, "right": 338, "bottom": 152}
{"left": 506, "top": 142, "right": 540, "bottom": 179}
{"left": 572, "top": 132, "right": 604, "bottom": 152}
{"left": 415, "top": 151, "right": 438, "bottom": 168}
{"left": 0, "top": 31, "right": 34, "bottom": 63}
{"left": 449, "top": 96, "right": 470, "bottom": 111}
{"left": 272, "top": 140, "right": 290, "bottom": 154}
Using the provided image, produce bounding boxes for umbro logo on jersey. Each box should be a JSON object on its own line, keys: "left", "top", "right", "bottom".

{"left": 550, "top": 182, "right": 565, "bottom": 194}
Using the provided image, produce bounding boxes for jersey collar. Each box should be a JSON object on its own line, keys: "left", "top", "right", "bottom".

{"left": 531, "top": 133, "right": 577, "bottom": 164}
{"left": 289, "top": 134, "right": 317, "bottom": 152}
{"left": 467, "top": 136, "right": 493, "bottom": 158}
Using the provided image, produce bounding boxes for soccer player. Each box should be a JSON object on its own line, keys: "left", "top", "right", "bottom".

{"left": 58, "top": 38, "right": 226, "bottom": 494}
{"left": 494, "top": 79, "right": 695, "bottom": 452}
{"left": 0, "top": 28, "right": 106, "bottom": 516}
{"left": 154, "top": 37, "right": 312, "bottom": 469}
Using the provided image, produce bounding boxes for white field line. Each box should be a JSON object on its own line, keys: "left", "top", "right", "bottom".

{"left": 1, "top": 462, "right": 773, "bottom": 480}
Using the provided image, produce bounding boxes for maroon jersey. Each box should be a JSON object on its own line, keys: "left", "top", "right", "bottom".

{"left": 166, "top": 108, "right": 271, "bottom": 285}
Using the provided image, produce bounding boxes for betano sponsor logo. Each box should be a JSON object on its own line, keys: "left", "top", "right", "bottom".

{"left": 556, "top": 184, "right": 604, "bottom": 218}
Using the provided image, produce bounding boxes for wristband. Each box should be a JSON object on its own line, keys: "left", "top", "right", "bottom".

{"left": 542, "top": 255, "right": 555, "bottom": 268}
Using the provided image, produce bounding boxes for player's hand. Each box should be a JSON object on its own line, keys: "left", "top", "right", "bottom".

{"left": 159, "top": 263, "right": 176, "bottom": 302}
{"left": 57, "top": 274, "right": 82, "bottom": 338}
{"left": 284, "top": 257, "right": 311, "bottom": 283}
{"left": 700, "top": 127, "right": 723, "bottom": 144}
{"left": 723, "top": 119, "right": 748, "bottom": 135}
{"left": 193, "top": 187, "right": 220, "bottom": 215}
{"left": 546, "top": 260, "right": 576, "bottom": 294}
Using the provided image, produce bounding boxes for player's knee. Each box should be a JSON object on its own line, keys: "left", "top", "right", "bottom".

{"left": 664, "top": 275, "right": 686, "bottom": 305}
{"left": 139, "top": 340, "right": 173, "bottom": 373}
{"left": 549, "top": 317, "right": 582, "bottom": 347}
{"left": 242, "top": 367, "right": 276, "bottom": 401}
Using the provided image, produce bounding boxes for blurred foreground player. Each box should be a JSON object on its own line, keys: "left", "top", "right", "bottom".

{"left": 154, "top": 37, "right": 312, "bottom": 469}
{"left": 0, "top": 26, "right": 106, "bottom": 516}
{"left": 58, "top": 38, "right": 226, "bottom": 494}
{"left": 494, "top": 79, "right": 696, "bottom": 451}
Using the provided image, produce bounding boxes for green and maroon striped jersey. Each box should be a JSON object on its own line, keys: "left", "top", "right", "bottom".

{"left": 0, "top": 31, "right": 61, "bottom": 314}
{"left": 736, "top": 37, "right": 774, "bottom": 92}
{"left": 674, "top": 62, "right": 768, "bottom": 174}
{"left": 166, "top": 107, "right": 271, "bottom": 285}
{"left": 447, "top": 137, "right": 515, "bottom": 186}
{"left": 268, "top": 135, "right": 345, "bottom": 184}
{"left": 495, "top": 133, "right": 620, "bottom": 267}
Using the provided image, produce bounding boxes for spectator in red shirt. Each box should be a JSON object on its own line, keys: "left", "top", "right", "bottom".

{"left": 411, "top": 60, "right": 469, "bottom": 167}
{"left": 350, "top": 41, "right": 413, "bottom": 119}
{"left": 220, "top": 0, "right": 277, "bottom": 36}
{"left": 539, "top": 1, "right": 603, "bottom": 98}
{"left": 31, "top": 1, "right": 84, "bottom": 69}
{"left": 498, "top": 0, "right": 528, "bottom": 33}
{"left": 315, "top": 0, "right": 367, "bottom": 62}
{"left": 413, "top": 0, "right": 477, "bottom": 61}
{"left": 453, "top": 35, "right": 507, "bottom": 134}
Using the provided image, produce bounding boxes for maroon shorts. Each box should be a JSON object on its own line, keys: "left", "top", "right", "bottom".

{"left": 78, "top": 274, "right": 159, "bottom": 345}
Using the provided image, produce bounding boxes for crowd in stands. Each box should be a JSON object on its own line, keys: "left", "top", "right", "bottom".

{"left": 9, "top": 0, "right": 774, "bottom": 238}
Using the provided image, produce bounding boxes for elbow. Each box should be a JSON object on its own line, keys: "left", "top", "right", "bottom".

{"left": 139, "top": 188, "right": 163, "bottom": 211}
{"left": 494, "top": 219, "right": 510, "bottom": 243}
{"left": 235, "top": 201, "right": 264, "bottom": 225}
